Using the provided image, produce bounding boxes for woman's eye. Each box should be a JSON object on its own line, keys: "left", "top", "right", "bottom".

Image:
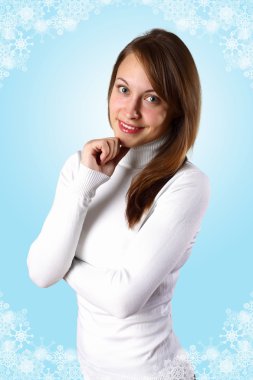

{"left": 146, "top": 95, "right": 159, "bottom": 103}
{"left": 118, "top": 86, "right": 128, "bottom": 94}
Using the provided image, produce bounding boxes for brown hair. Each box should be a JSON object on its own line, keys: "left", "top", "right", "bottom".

{"left": 108, "top": 29, "right": 201, "bottom": 228}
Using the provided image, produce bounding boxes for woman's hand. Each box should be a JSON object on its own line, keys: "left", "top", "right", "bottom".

{"left": 81, "top": 137, "right": 129, "bottom": 177}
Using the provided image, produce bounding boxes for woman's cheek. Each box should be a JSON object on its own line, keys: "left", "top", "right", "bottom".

{"left": 110, "top": 96, "right": 123, "bottom": 112}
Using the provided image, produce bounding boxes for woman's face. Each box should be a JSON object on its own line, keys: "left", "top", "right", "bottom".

{"left": 109, "top": 53, "right": 173, "bottom": 148}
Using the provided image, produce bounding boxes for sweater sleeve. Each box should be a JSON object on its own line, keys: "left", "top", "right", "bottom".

{"left": 64, "top": 169, "right": 210, "bottom": 319}
{"left": 27, "top": 151, "right": 110, "bottom": 288}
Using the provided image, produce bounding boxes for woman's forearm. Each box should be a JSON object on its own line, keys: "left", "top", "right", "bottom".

{"left": 27, "top": 152, "right": 109, "bottom": 287}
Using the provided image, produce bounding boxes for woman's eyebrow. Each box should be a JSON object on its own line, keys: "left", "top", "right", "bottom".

{"left": 116, "top": 77, "right": 156, "bottom": 93}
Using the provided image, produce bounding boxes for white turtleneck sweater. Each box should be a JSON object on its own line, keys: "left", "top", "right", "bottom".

{"left": 27, "top": 136, "right": 210, "bottom": 380}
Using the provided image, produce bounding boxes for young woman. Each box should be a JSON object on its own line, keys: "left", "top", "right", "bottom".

{"left": 28, "top": 29, "right": 210, "bottom": 379}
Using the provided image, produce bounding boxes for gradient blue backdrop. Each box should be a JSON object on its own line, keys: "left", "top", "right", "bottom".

{"left": 1, "top": 1, "right": 252, "bottom": 361}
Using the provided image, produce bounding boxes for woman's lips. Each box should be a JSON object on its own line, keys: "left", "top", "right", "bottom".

{"left": 118, "top": 120, "right": 144, "bottom": 134}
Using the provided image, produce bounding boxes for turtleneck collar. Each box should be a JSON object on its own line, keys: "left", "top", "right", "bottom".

{"left": 119, "top": 132, "right": 169, "bottom": 169}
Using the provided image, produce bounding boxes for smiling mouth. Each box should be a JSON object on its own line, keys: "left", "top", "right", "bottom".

{"left": 118, "top": 120, "right": 144, "bottom": 134}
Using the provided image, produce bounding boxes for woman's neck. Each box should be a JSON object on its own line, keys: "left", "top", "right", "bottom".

{"left": 119, "top": 133, "right": 169, "bottom": 169}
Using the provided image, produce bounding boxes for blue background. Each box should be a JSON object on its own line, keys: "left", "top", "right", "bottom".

{"left": 0, "top": 1, "right": 252, "bottom": 376}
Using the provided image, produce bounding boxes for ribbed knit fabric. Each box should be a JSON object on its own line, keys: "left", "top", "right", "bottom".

{"left": 119, "top": 134, "right": 168, "bottom": 169}
{"left": 27, "top": 135, "right": 210, "bottom": 379}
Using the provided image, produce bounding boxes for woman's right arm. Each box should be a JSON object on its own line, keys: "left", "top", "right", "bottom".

{"left": 27, "top": 138, "right": 129, "bottom": 288}
{"left": 27, "top": 152, "right": 110, "bottom": 287}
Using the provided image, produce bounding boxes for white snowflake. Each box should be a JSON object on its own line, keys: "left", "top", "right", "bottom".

{"left": 0, "top": 68, "right": 9, "bottom": 80}
{"left": 236, "top": 339, "right": 253, "bottom": 369}
{"left": 12, "top": 31, "right": 34, "bottom": 56}
{"left": 219, "top": 5, "right": 234, "bottom": 25}
{"left": 0, "top": 11, "right": 17, "bottom": 40}
{"left": 244, "top": 300, "right": 253, "bottom": 314}
{"left": 176, "top": 10, "right": 202, "bottom": 35}
{"left": 9, "top": 323, "right": 33, "bottom": 349}
{"left": 196, "top": 0, "right": 214, "bottom": 14}
{"left": 196, "top": 368, "right": 212, "bottom": 380}
{"left": 50, "top": 12, "right": 79, "bottom": 35}
{"left": 238, "top": 310, "right": 252, "bottom": 327}
{"left": 245, "top": 70, "right": 253, "bottom": 80}
{"left": 19, "top": 357, "right": 34, "bottom": 374}
{"left": 41, "top": 369, "right": 58, "bottom": 380}
{"left": 188, "top": 344, "right": 203, "bottom": 368}
{"left": 0, "top": 311, "right": 16, "bottom": 338}
{"left": 220, "top": 31, "right": 244, "bottom": 57}
{"left": 0, "top": 300, "right": 9, "bottom": 311}
{"left": 18, "top": 3, "right": 44, "bottom": 31}
{"left": 224, "top": 307, "right": 238, "bottom": 325}
{"left": 0, "top": 347, "right": 17, "bottom": 371}
{"left": 51, "top": 344, "right": 70, "bottom": 370}
{"left": 33, "top": 19, "right": 50, "bottom": 34}
{"left": 204, "top": 345, "right": 219, "bottom": 362}
{"left": 15, "top": 349, "right": 45, "bottom": 379}
{"left": 219, "top": 356, "right": 234, "bottom": 374}
{"left": 202, "top": 18, "right": 220, "bottom": 34}
{"left": 1, "top": 339, "right": 17, "bottom": 352}
{"left": 238, "top": 54, "right": 252, "bottom": 70}
{"left": 19, "top": 6, "right": 35, "bottom": 23}
{"left": 154, "top": 354, "right": 195, "bottom": 379}
{"left": 42, "top": 0, "right": 60, "bottom": 13}
{"left": 220, "top": 323, "right": 244, "bottom": 349}
{"left": 55, "top": 361, "right": 83, "bottom": 380}
{"left": 58, "top": 0, "right": 96, "bottom": 20}
{"left": 34, "top": 346, "right": 51, "bottom": 362}
{"left": 235, "top": 11, "right": 252, "bottom": 40}
{"left": 153, "top": 0, "right": 195, "bottom": 20}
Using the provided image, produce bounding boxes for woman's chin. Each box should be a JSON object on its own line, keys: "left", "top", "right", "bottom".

{"left": 113, "top": 133, "right": 129, "bottom": 148}
{"left": 118, "top": 139, "right": 136, "bottom": 148}
{"left": 112, "top": 130, "right": 141, "bottom": 148}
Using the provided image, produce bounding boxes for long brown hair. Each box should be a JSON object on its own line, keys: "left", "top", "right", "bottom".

{"left": 108, "top": 29, "right": 201, "bottom": 228}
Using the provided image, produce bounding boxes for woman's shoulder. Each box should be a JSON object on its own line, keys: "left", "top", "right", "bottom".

{"left": 172, "top": 159, "right": 209, "bottom": 184}
{"left": 180, "top": 160, "right": 210, "bottom": 183}
{"left": 155, "top": 160, "right": 210, "bottom": 202}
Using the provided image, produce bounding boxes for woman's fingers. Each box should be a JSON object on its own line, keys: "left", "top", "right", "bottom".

{"left": 81, "top": 137, "right": 126, "bottom": 176}
{"left": 99, "top": 139, "right": 119, "bottom": 164}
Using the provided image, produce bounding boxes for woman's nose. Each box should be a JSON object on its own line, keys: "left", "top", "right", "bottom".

{"left": 125, "top": 97, "right": 141, "bottom": 119}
